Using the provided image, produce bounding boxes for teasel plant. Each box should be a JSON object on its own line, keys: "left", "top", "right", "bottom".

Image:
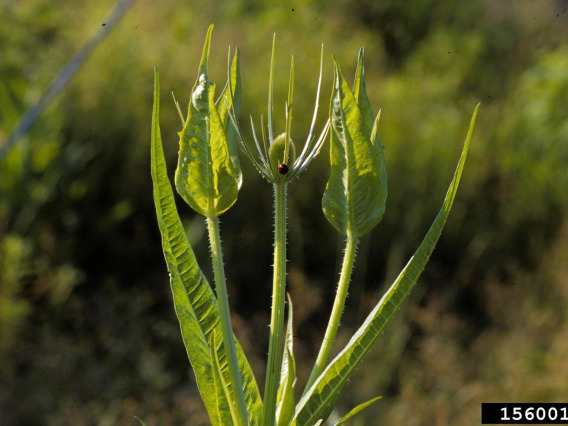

{"left": 149, "top": 23, "right": 479, "bottom": 426}
{"left": 225, "top": 33, "right": 330, "bottom": 425}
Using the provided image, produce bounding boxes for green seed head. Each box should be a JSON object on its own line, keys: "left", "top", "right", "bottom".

{"left": 269, "top": 133, "right": 296, "bottom": 174}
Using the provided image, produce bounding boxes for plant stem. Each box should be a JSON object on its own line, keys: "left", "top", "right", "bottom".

{"left": 262, "top": 181, "right": 288, "bottom": 426}
{"left": 206, "top": 215, "right": 248, "bottom": 426}
{"left": 303, "top": 235, "right": 358, "bottom": 395}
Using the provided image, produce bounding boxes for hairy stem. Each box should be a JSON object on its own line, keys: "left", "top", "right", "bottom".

{"left": 262, "top": 181, "right": 288, "bottom": 426}
{"left": 206, "top": 215, "right": 248, "bottom": 426}
{"left": 303, "top": 235, "right": 358, "bottom": 394}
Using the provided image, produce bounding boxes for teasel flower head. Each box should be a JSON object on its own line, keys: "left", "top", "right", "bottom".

{"left": 227, "top": 35, "right": 330, "bottom": 183}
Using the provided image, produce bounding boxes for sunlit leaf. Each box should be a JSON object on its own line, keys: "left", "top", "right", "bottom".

{"left": 151, "top": 68, "right": 262, "bottom": 425}
{"left": 276, "top": 295, "right": 296, "bottom": 426}
{"left": 217, "top": 47, "right": 243, "bottom": 188}
{"left": 175, "top": 24, "right": 239, "bottom": 217}
{"left": 352, "top": 48, "right": 374, "bottom": 135}
{"left": 210, "top": 331, "right": 240, "bottom": 425}
{"left": 134, "top": 416, "right": 147, "bottom": 426}
{"left": 293, "top": 104, "right": 480, "bottom": 425}
{"left": 331, "top": 396, "right": 382, "bottom": 425}
{"left": 322, "top": 56, "right": 386, "bottom": 238}
{"left": 354, "top": 48, "right": 387, "bottom": 205}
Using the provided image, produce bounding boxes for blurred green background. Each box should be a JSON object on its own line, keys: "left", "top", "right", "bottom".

{"left": 1, "top": 0, "right": 568, "bottom": 424}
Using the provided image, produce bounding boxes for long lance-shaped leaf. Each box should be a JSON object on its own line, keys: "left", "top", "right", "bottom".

{"left": 276, "top": 295, "right": 297, "bottom": 426}
{"left": 152, "top": 68, "right": 223, "bottom": 424}
{"left": 151, "top": 69, "right": 262, "bottom": 424}
{"left": 322, "top": 56, "right": 386, "bottom": 239}
{"left": 210, "top": 331, "right": 240, "bottom": 425}
{"left": 175, "top": 24, "right": 239, "bottom": 217}
{"left": 134, "top": 416, "right": 148, "bottom": 426}
{"left": 331, "top": 396, "right": 382, "bottom": 426}
{"left": 306, "top": 53, "right": 387, "bottom": 393}
{"left": 177, "top": 25, "right": 247, "bottom": 424}
{"left": 353, "top": 48, "right": 387, "bottom": 199}
{"left": 217, "top": 47, "right": 243, "bottom": 189}
{"left": 352, "top": 48, "right": 374, "bottom": 136}
{"left": 292, "top": 104, "right": 480, "bottom": 425}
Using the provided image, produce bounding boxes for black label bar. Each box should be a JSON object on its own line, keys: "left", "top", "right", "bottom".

{"left": 482, "top": 403, "right": 568, "bottom": 424}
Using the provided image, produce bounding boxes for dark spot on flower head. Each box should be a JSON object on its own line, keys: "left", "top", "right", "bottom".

{"left": 278, "top": 163, "right": 289, "bottom": 174}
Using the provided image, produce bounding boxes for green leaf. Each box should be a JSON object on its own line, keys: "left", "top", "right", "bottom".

{"left": 352, "top": 48, "right": 374, "bottom": 135}
{"left": 152, "top": 67, "right": 220, "bottom": 424}
{"left": 134, "top": 416, "right": 147, "bottom": 426}
{"left": 293, "top": 104, "right": 480, "bottom": 425}
{"left": 354, "top": 49, "right": 387, "bottom": 205}
{"left": 322, "top": 56, "right": 386, "bottom": 239}
{"left": 175, "top": 24, "right": 240, "bottom": 217}
{"left": 331, "top": 396, "right": 382, "bottom": 426}
{"left": 276, "top": 295, "right": 296, "bottom": 426}
{"left": 217, "top": 47, "right": 243, "bottom": 189}
{"left": 151, "top": 68, "right": 262, "bottom": 425}
{"left": 210, "top": 331, "right": 241, "bottom": 426}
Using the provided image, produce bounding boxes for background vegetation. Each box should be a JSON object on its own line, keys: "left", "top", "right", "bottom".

{"left": 1, "top": 0, "right": 567, "bottom": 424}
